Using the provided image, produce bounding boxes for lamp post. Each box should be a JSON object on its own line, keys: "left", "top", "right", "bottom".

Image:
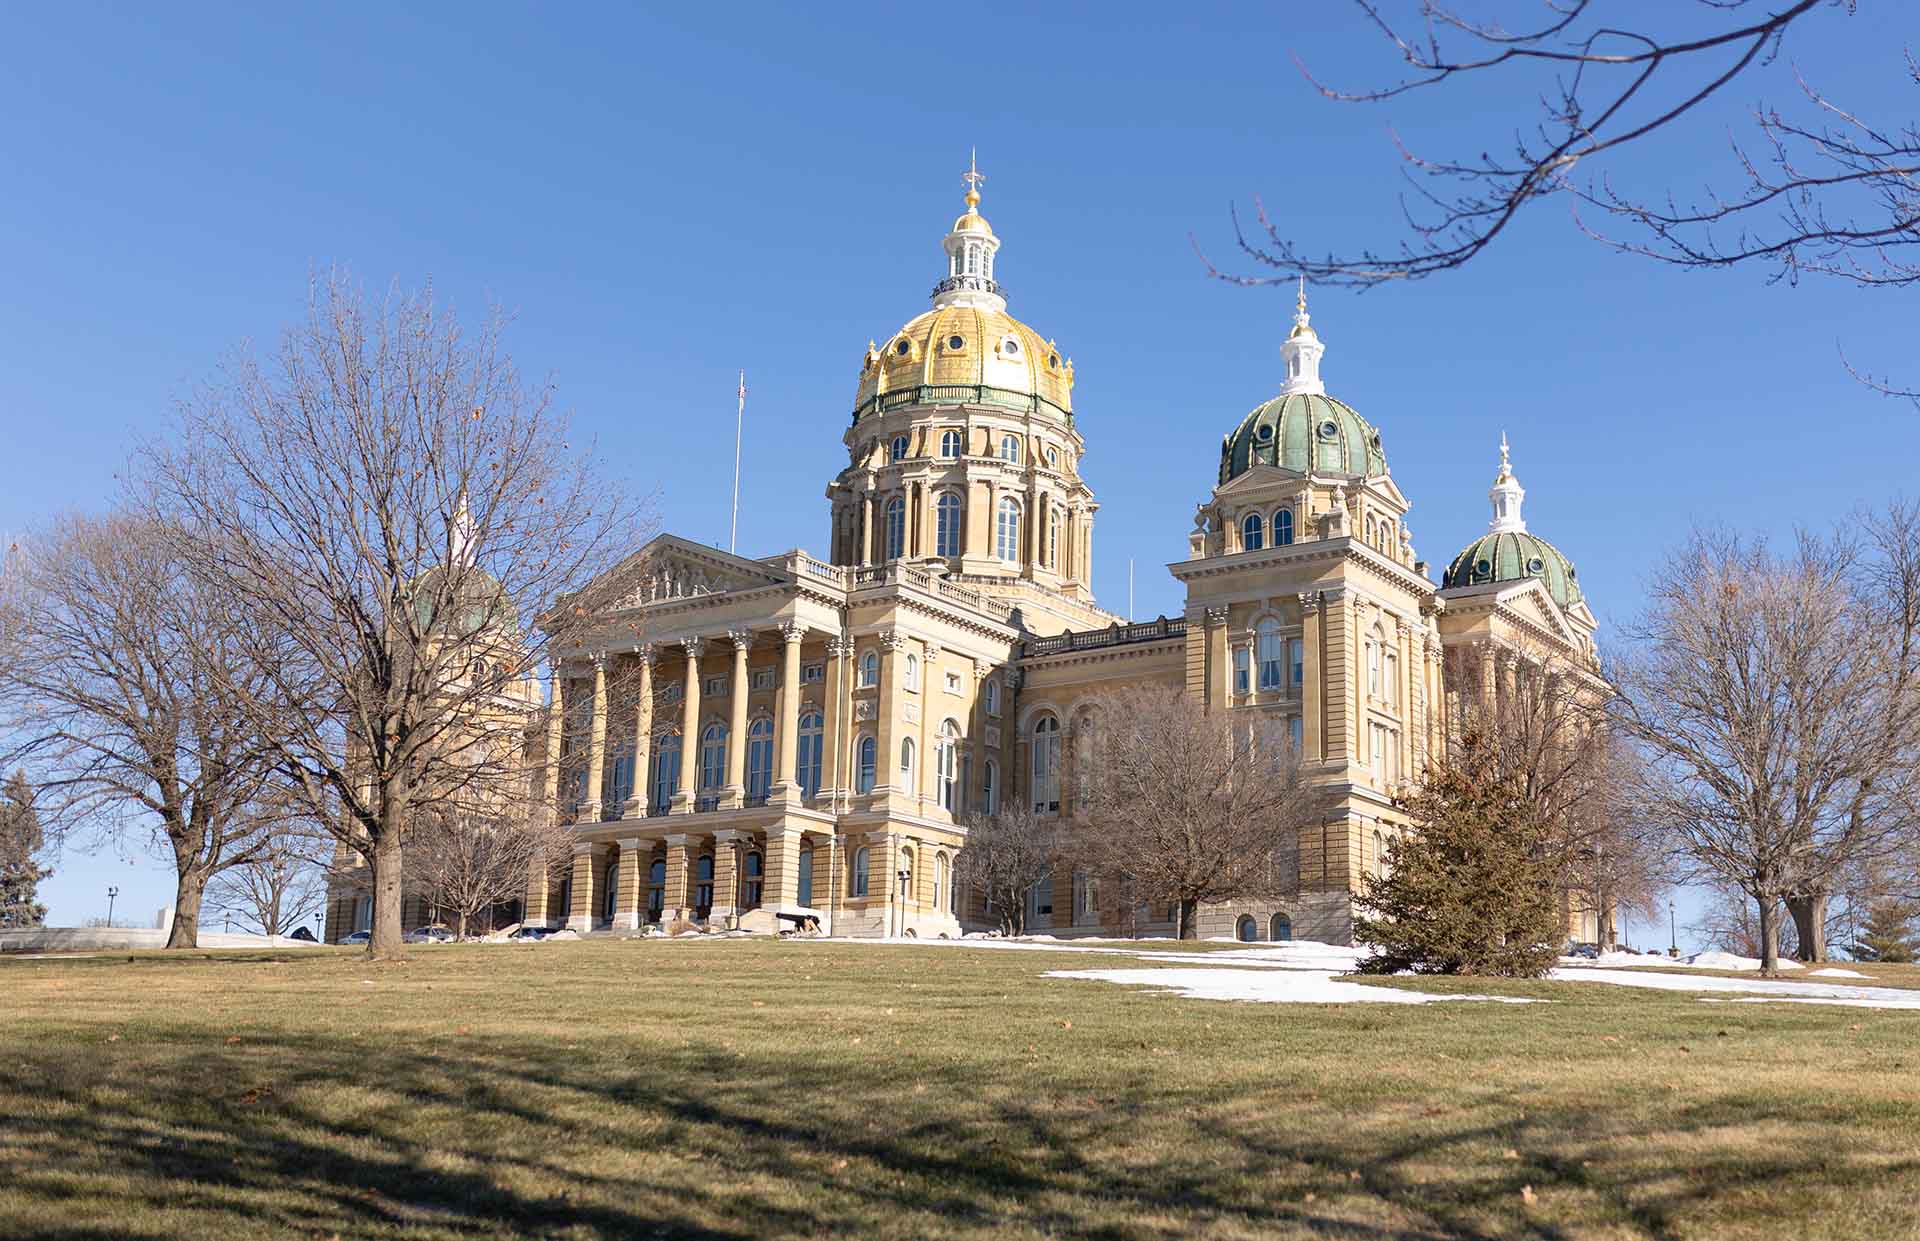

{"left": 1668, "top": 898, "right": 1678, "bottom": 958}
{"left": 106, "top": 886, "right": 119, "bottom": 928}
{"left": 897, "top": 867, "right": 911, "bottom": 938}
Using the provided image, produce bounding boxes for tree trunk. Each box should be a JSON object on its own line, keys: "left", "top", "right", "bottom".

{"left": 1787, "top": 892, "right": 1829, "bottom": 962}
{"left": 367, "top": 828, "right": 407, "bottom": 960}
{"left": 1756, "top": 894, "right": 1781, "bottom": 977}
{"left": 1178, "top": 898, "right": 1199, "bottom": 940}
{"left": 166, "top": 867, "right": 206, "bottom": 949}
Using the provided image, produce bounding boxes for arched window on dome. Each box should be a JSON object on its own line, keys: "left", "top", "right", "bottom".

{"left": 885, "top": 497, "right": 905, "bottom": 560}
{"left": 936, "top": 493, "right": 962, "bottom": 557}
{"left": 1275, "top": 507, "right": 1295, "bottom": 546}
{"left": 1242, "top": 512, "right": 1264, "bottom": 552}
{"left": 999, "top": 434, "right": 1020, "bottom": 463}
{"left": 996, "top": 498, "right": 1021, "bottom": 563}
{"left": 940, "top": 429, "right": 962, "bottom": 458}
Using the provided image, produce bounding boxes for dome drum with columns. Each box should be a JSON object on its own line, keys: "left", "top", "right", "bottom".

{"left": 331, "top": 160, "right": 1616, "bottom": 949}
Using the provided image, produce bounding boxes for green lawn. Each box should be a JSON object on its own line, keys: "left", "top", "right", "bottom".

{"left": 3, "top": 940, "right": 1918, "bottom": 1240}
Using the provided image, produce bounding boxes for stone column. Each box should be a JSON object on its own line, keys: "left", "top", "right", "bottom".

{"left": 544, "top": 662, "right": 566, "bottom": 819}
{"left": 1204, "top": 605, "right": 1230, "bottom": 712}
{"left": 1299, "top": 593, "right": 1324, "bottom": 762}
{"left": 523, "top": 857, "right": 551, "bottom": 928}
{"left": 673, "top": 639, "right": 704, "bottom": 811}
{"left": 876, "top": 632, "right": 906, "bottom": 797}
{"left": 821, "top": 635, "right": 854, "bottom": 807}
{"left": 772, "top": 622, "right": 805, "bottom": 802}
{"left": 624, "top": 647, "right": 654, "bottom": 817}
{"left": 723, "top": 630, "right": 752, "bottom": 807}
{"left": 711, "top": 829, "right": 744, "bottom": 923}
{"left": 614, "top": 837, "right": 644, "bottom": 930}
{"left": 664, "top": 833, "right": 691, "bottom": 920}
{"left": 567, "top": 843, "right": 599, "bottom": 931}
{"left": 1322, "top": 589, "right": 1354, "bottom": 764}
{"left": 766, "top": 825, "right": 803, "bottom": 912}
{"left": 918, "top": 642, "right": 939, "bottom": 810}
{"left": 585, "top": 653, "right": 608, "bottom": 822}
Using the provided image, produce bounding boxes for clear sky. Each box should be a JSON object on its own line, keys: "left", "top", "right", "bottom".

{"left": 6, "top": 3, "right": 1912, "bottom": 947}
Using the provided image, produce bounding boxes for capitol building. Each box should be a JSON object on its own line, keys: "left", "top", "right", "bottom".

{"left": 329, "top": 167, "right": 1606, "bottom": 945}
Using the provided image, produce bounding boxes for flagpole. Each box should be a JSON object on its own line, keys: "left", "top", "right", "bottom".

{"left": 729, "top": 370, "right": 745, "bottom": 554}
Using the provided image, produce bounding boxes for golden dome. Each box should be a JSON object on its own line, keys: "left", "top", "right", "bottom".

{"left": 951, "top": 205, "right": 995, "bottom": 236}
{"left": 855, "top": 304, "right": 1074, "bottom": 418}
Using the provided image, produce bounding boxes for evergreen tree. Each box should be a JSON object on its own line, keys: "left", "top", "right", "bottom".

{"left": 1354, "top": 725, "right": 1563, "bottom": 977}
{"left": 0, "top": 770, "right": 50, "bottom": 929}
{"left": 1851, "top": 898, "right": 1917, "bottom": 964}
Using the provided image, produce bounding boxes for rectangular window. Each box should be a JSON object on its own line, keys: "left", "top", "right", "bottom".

{"left": 801, "top": 662, "right": 825, "bottom": 684}
{"left": 1289, "top": 639, "right": 1304, "bottom": 688}
{"left": 660, "top": 682, "right": 683, "bottom": 704}
{"left": 1289, "top": 716, "right": 1304, "bottom": 752}
{"left": 945, "top": 671, "right": 961, "bottom": 694}
{"left": 1234, "top": 646, "right": 1250, "bottom": 695}
{"left": 751, "top": 668, "right": 775, "bottom": 691}
{"left": 705, "top": 675, "right": 726, "bottom": 698}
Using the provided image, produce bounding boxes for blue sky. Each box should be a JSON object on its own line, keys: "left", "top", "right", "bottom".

{"left": 6, "top": 3, "right": 1912, "bottom": 946}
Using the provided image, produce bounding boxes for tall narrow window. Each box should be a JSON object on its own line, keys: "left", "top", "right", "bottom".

{"left": 1257, "top": 619, "right": 1284, "bottom": 691}
{"left": 1289, "top": 637, "right": 1304, "bottom": 688}
{"left": 885, "top": 497, "right": 905, "bottom": 560}
{"left": 699, "top": 723, "right": 727, "bottom": 791}
{"left": 797, "top": 710, "right": 823, "bottom": 796}
{"left": 937, "top": 719, "right": 960, "bottom": 811}
{"left": 647, "top": 859, "right": 665, "bottom": 919}
{"left": 696, "top": 855, "right": 714, "bottom": 912}
{"left": 996, "top": 498, "right": 1021, "bottom": 562}
{"left": 797, "top": 848, "right": 814, "bottom": 906}
{"left": 983, "top": 759, "right": 998, "bottom": 815}
{"left": 935, "top": 853, "right": 949, "bottom": 912}
{"left": 651, "top": 733, "right": 680, "bottom": 813}
{"left": 1032, "top": 715, "right": 1061, "bottom": 813}
{"left": 859, "top": 650, "right": 879, "bottom": 688}
{"left": 1384, "top": 649, "right": 1399, "bottom": 710}
{"left": 1275, "top": 507, "right": 1294, "bottom": 546}
{"left": 999, "top": 434, "right": 1020, "bottom": 463}
{"left": 609, "top": 754, "right": 634, "bottom": 815}
{"left": 900, "top": 737, "right": 915, "bottom": 787}
{"left": 984, "top": 679, "right": 1000, "bottom": 715}
{"left": 1289, "top": 715, "right": 1304, "bottom": 752}
{"left": 890, "top": 435, "right": 908, "bottom": 462}
{"left": 1366, "top": 640, "right": 1381, "bottom": 697}
{"left": 852, "top": 846, "right": 870, "bottom": 898}
{"left": 1234, "top": 646, "right": 1251, "bottom": 695}
{"left": 856, "top": 735, "right": 877, "bottom": 793}
{"left": 936, "top": 493, "right": 962, "bottom": 557}
{"left": 745, "top": 718, "right": 774, "bottom": 802}
{"left": 904, "top": 653, "right": 920, "bottom": 692}
{"left": 1242, "top": 512, "right": 1264, "bottom": 551}
{"left": 744, "top": 853, "right": 764, "bottom": 907}
{"left": 1048, "top": 508, "right": 1062, "bottom": 568}
{"left": 940, "top": 429, "right": 962, "bottom": 458}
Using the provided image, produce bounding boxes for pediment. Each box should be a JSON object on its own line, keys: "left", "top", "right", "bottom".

{"left": 1212, "top": 463, "right": 1306, "bottom": 499}
{"left": 590, "top": 534, "right": 789, "bottom": 610}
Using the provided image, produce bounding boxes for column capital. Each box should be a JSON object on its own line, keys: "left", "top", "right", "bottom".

{"left": 1204, "top": 605, "right": 1230, "bottom": 626}
{"left": 664, "top": 832, "right": 691, "bottom": 847}
{"left": 924, "top": 642, "right": 943, "bottom": 661}
{"left": 880, "top": 630, "right": 910, "bottom": 653}
{"left": 779, "top": 621, "right": 807, "bottom": 644}
{"left": 727, "top": 628, "right": 756, "bottom": 651}
{"left": 714, "top": 828, "right": 750, "bottom": 844}
{"left": 629, "top": 642, "right": 658, "bottom": 665}
{"left": 826, "top": 635, "right": 856, "bottom": 658}
{"left": 590, "top": 650, "right": 609, "bottom": 671}
{"left": 681, "top": 637, "right": 706, "bottom": 659}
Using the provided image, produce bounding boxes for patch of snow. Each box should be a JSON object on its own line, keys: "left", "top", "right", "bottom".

{"left": 1044, "top": 967, "right": 1537, "bottom": 1006}
{"left": 1552, "top": 966, "right": 1920, "bottom": 1008}
{"left": 1574, "top": 949, "right": 1804, "bottom": 972}
{"left": 1810, "top": 967, "right": 1870, "bottom": 979}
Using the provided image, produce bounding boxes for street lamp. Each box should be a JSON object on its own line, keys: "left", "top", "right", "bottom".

{"left": 1668, "top": 898, "right": 1678, "bottom": 957}
{"left": 896, "top": 867, "right": 911, "bottom": 938}
{"left": 106, "top": 886, "right": 119, "bottom": 928}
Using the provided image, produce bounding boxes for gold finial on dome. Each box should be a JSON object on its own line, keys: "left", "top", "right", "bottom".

{"left": 1288, "top": 276, "right": 1317, "bottom": 340}
{"left": 962, "top": 147, "right": 985, "bottom": 211}
{"left": 1496, "top": 430, "right": 1514, "bottom": 483}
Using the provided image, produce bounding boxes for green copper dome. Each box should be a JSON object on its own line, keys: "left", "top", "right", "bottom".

{"left": 1442, "top": 530, "right": 1583, "bottom": 608}
{"left": 1219, "top": 392, "right": 1387, "bottom": 485}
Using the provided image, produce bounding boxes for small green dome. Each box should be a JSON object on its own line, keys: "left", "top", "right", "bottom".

{"left": 1442, "top": 531, "right": 1583, "bottom": 608}
{"left": 1219, "top": 392, "right": 1387, "bottom": 485}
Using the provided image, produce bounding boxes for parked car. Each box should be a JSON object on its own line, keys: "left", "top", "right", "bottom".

{"left": 287, "top": 926, "right": 318, "bottom": 942}
{"left": 404, "top": 925, "right": 455, "bottom": 944}
{"left": 507, "top": 926, "right": 556, "bottom": 941}
{"left": 1565, "top": 942, "right": 1601, "bottom": 960}
{"left": 341, "top": 930, "right": 371, "bottom": 945}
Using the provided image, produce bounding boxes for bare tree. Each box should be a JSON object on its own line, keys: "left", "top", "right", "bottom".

{"left": 405, "top": 800, "right": 574, "bottom": 938}
{"left": 956, "top": 803, "right": 1063, "bottom": 937}
{"left": 1615, "top": 520, "right": 1920, "bottom": 974}
{"left": 144, "top": 274, "right": 646, "bottom": 959}
{"left": 0, "top": 513, "right": 287, "bottom": 947}
{"left": 1071, "top": 683, "right": 1333, "bottom": 940}
{"left": 204, "top": 819, "right": 331, "bottom": 938}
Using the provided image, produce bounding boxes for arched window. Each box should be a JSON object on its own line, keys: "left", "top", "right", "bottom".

{"left": 1031, "top": 715, "right": 1061, "bottom": 814}
{"left": 745, "top": 718, "right": 774, "bottom": 801}
{"left": 950, "top": 855, "right": 962, "bottom": 915}
{"left": 1270, "top": 913, "right": 1292, "bottom": 942}
{"left": 1073, "top": 869, "right": 1098, "bottom": 923}
{"left": 1237, "top": 915, "right": 1259, "bottom": 942}
{"left": 904, "top": 653, "right": 920, "bottom": 692}
{"left": 1365, "top": 515, "right": 1376, "bottom": 546}
{"left": 890, "top": 435, "right": 908, "bottom": 462}
{"left": 695, "top": 854, "right": 714, "bottom": 912}
{"left": 651, "top": 733, "right": 680, "bottom": 813}
{"left": 1375, "top": 830, "right": 1392, "bottom": 880}
{"left": 935, "top": 853, "right": 949, "bottom": 912}
{"left": 1366, "top": 638, "right": 1381, "bottom": 697}
{"left": 744, "top": 852, "right": 764, "bottom": 907}
{"left": 936, "top": 719, "right": 960, "bottom": 811}
{"left": 999, "top": 434, "right": 1020, "bottom": 463}
{"left": 856, "top": 735, "right": 877, "bottom": 793}
{"left": 852, "top": 846, "right": 871, "bottom": 898}
{"left": 797, "top": 710, "right": 824, "bottom": 797}
{"left": 1275, "top": 507, "right": 1294, "bottom": 546}
{"left": 609, "top": 754, "right": 634, "bottom": 816}
{"left": 797, "top": 847, "right": 814, "bottom": 906}
{"left": 900, "top": 737, "right": 916, "bottom": 788}
{"left": 859, "top": 650, "right": 879, "bottom": 688}
{"left": 648, "top": 858, "right": 665, "bottom": 919}
{"left": 1384, "top": 646, "right": 1399, "bottom": 710}
{"left": 603, "top": 857, "right": 619, "bottom": 920}
{"left": 936, "top": 493, "right": 962, "bottom": 557}
{"left": 1048, "top": 507, "right": 1062, "bottom": 567}
{"left": 996, "top": 498, "right": 1021, "bottom": 562}
{"left": 1242, "top": 512, "right": 1264, "bottom": 551}
{"left": 1257, "top": 618, "right": 1284, "bottom": 691}
{"left": 982, "top": 759, "right": 999, "bottom": 815}
{"left": 699, "top": 722, "right": 727, "bottom": 791}
{"left": 900, "top": 847, "right": 915, "bottom": 904}
{"left": 984, "top": 679, "right": 1000, "bottom": 715}
{"left": 940, "top": 429, "right": 962, "bottom": 458}
{"left": 885, "top": 497, "right": 905, "bottom": 560}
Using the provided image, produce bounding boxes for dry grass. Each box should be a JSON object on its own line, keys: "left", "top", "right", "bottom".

{"left": 2, "top": 939, "right": 1918, "bottom": 1239}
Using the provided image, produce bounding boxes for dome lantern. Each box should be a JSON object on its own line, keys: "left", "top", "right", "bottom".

{"left": 932, "top": 150, "right": 1006, "bottom": 313}
{"left": 1488, "top": 432, "right": 1526, "bottom": 533}
{"left": 1278, "top": 278, "right": 1327, "bottom": 397}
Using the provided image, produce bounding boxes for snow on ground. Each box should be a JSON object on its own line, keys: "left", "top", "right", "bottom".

{"left": 1573, "top": 949, "right": 1804, "bottom": 971}
{"left": 1042, "top": 966, "right": 1538, "bottom": 1006}
{"left": 1810, "top": 967, "right": 1871, "bottom": 979}
{"left": 1547, "top": 966, "right": 1920, "bottom": 1008}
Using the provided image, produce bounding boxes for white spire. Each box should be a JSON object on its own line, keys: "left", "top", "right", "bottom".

{"left": 449, "top": 491, "right": 477, "bottom": 565}
{"left": 1278, "top": 277, "right": 1326, "bottom": 396}
{"left": 1488, "top": 432, "right": 1527, "bottom": 533}
{"left": 932, "top": 152, "right": 1006, "bottom": 312}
